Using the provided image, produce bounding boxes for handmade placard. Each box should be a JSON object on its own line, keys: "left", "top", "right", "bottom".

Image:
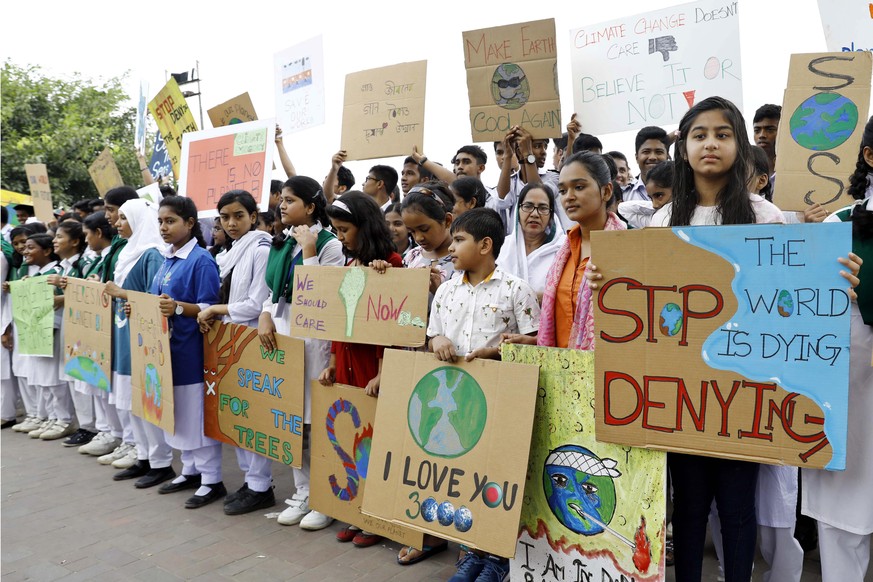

{"left": 289, "top": 266, "right": 429, "bottom": 347}
{"left": 148, "top": 78, "right": 199, "bottom": 178}
{"left": 127, "top": 290, "right": 174, "bottom": 434}
{"left": 203, "top": 322, "right": 305, "bottom": 468}
{"left": 592, "top": 224, "right": 852, "bottom": 470}
{"left": 340, "top": 60, "right": 426, "bottom": 160}
{"left": 148, "top": 131, "right": 174, "bottom": 180}
{"left": 88, "top": 147, "right": 125, "bottom": 196}
{"left": 463, "top": 18, "right": 561, "bottom": 142}
{"left": 23, "top": 163, "right": 54, "bottom": 224}
{"left": 310, "top": 382, "right": 425, "bottom": 547}
{"left": 362, "top": 350, "right": 540, "bottom": 557}
{"left": 504, "top": 345, "right": 666, "bottom": 582}
{"left": 62, "top": 279, "right": 112, "bottom": 391}
{"left": 818, "top": 0, "right": 873, "bottom": 52}
{"left": 10, "top": 277, "right": 54, "bottom": 356}
{"left": 570, "top": 0, "right": 743, "bottom": 135}
{"left": 178, "top": 119, "right": 276, "bottom": 218}
{"left": 274, "top": 36, "right": 326, "bottom": 134}
{"left": 207, "top": 92, "right": 258, "bottom": 127}
{"left": 773, "top": 51, "right": 872, "bottom": 212}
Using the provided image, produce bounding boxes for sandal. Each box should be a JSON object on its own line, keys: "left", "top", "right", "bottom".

{"left": 397, "top": 542, "right": 448, "bottom": 565}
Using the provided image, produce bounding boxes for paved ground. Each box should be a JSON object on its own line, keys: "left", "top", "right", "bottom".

{"left": 0, "top": 428, "right": 863, "bottom": 581}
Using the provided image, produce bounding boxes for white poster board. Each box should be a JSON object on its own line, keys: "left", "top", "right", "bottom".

{"left": 274, "top": 36, "right": 326, "bottom": 134}
{"left": 570, "top": 0, "right": 743, "bottom": 135}
{"left": 818, "top": 0, "right": 873, "bottom": 53}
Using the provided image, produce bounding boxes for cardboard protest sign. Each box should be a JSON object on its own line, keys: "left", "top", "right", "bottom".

{"left": 274, "top": 36, "right": 326, "bottom": 134}
{"left": 24, "top": 163, "right": 54, "bottom": 224}
{"left": 10, "top": 278, "right": 54, "bottom": 356}
{"left": 289, "top": 266, "right": 429, "bottom": 347}
{"left": 135, "top": 81, "right": 149, "bottom": 154}
{"left": 311, "top": 382, "right": 425, "bottom": 547}
{"left": 148, "top": 131, "right": 174, "bottom": 180}
{"left": 340, "top": 61, "right": 426, "bottom": 161}
{"left": 148, "top": 78, "right": 199, "bottom": 178}
{"left": 570, "top": 0, "right": 742, "bottom": 135}
{"left": 818, "top": 0, "right": 873, "bottom": 52}
{"left": 207, "top": 92, "right": 258, "bottom": 128}
{"left": 88, "top": 148, "right": 125, "bottom": 196}
{"left": 203, "top": 322, "right": 305, "bottom": 467}
{"left": 503, "top": 345, "right": 666, "bottom": 582}
{"left": 773, "top": 52, "right": 872, "bottom": 212}
{"left": 592, "top": 224, "right": 852, "bottom": 470}
{"left": 62, "top": 279, "right": 112, "bottom": 391}
{"left": 362, "top": 350, "right": 539, "bottom": 557}
{"left": 463, "top": 19, "right": 561, "bottom": 142}
{"left": 178, "top": 119, "right": 276, "bottom": 218}
{"left": 127, "top": 290, "right": 174, "bottom": 434}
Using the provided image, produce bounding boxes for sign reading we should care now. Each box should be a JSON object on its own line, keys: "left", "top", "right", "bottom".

{"left": 593, "top": 223, "right": 852, "bottom": 470}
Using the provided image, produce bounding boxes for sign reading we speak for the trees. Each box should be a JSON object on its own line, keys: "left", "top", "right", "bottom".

{"left": 593, "top": 223, "right": 852, "bottom": 470}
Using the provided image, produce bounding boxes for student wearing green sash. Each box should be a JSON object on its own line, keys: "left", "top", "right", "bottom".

{"left": 257, "top": 176, "right": 344, "bottom": 531}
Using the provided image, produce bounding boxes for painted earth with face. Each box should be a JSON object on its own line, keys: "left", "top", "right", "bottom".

{"left": 543, "top": 445, "right": 618, "bottom": 536}
{"left": 491, "top": 63, "right": 530, "bottom": 110}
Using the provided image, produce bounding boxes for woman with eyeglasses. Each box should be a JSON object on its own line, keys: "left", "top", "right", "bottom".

{"left": 496, "top": 183, "right": 565, "bottom": 301}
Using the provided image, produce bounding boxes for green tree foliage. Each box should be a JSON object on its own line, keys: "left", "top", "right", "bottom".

{"left": 1, "top": 60, "right": 143, "bottom": 207}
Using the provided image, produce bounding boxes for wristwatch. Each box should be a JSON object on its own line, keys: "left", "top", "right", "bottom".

{"left": 526, "top": 153, "right": 536, "bottom": 165}
{"left": 174, "top": 301, "right": 184, "bottom": 316}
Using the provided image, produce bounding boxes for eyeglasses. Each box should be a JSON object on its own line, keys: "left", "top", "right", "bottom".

{"left": 496, "top": 76, "right": 525, "bottom": 89}
{"left": 519, "top": 203, "right": 551, "bottom": 215}
{"left": 363, "top": 176, "right": 379, "bottom": 184}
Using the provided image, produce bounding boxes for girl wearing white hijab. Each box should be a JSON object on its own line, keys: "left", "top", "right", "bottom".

{"left": 496, "top": 182, "right": 566, "bottom": 301}
{"left": 103, "top": 199, "right": 176, "bottom": 489}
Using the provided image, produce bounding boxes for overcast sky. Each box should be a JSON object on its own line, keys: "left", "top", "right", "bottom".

{"left": 4, "top": 0, "right": 831, "bottom": 186}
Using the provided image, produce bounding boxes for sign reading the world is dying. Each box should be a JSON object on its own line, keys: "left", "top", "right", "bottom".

{"left": 773, "top": 51, "right": 872, "bottom": 212}
{"left": 63, "top": 279, "right": 112, "bottom": 392}
{"left": 341, "top": 60, "right": 427, "bottom": 160}
{"left": 203, "top": 322, "right": 305, "bottom": 468}
{"left": 463, "top": 18, "right": 561, "bottom": 143}
{"left": 362, "top": 350, "right": 539, "bottom": 557}
{"left": 592, "top": 224, "right": 852, "bottom": 470}
{"left": 310, "top": 383, "right": 424, "bottom": 547}
{"left": 570, "top": 0, "right": 742, "bottom": 135}
{"left": 289, "top": 266, "right": 429, "bottom": 347}
{"left": 504, "top": 345, "right": 667, "bottom": 582}
{"left": 127, "top": 291, "right": 174, "bottom": 434}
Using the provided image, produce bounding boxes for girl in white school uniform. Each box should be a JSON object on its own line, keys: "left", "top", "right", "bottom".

{"left": 102, "top": 199, "right": 172, "bottom": 486}
{"left": 7, "top": 225, "right": 40, "bottom": 433}
{"left": 258, "top": 176, "right": 344, "bottom": 530}
{"left": 148, "top": 195, "right": 222, "bottom": 508}
{"left": 196, "top": 190, "right": 274, "bottom": 515}
{"left": 19, "top": 233, "right": 70, "bottom": 440}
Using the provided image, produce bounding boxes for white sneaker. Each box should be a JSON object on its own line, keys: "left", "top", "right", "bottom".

{"left": 40, "top": 420, "right": 77, "bottom": 441}
{"left": 111, "top": 447, "right": 139, "bottom": 469}
{"left": 299, "top": 510, "right": 334, "bottom": 531}
{"left": 12, "top": 416, "right": 40, "bottom": 432}
{"left": 277, "top": 493, "right": 310, "bottom": 526}
{"left": 80, "top": 433, "right": 121, "bottom": 456}
{"left": 28, "top": 418, "right": 53, "bottom": 439}
{"left": 98, "top": 443, "right": 134, "bottom": 465}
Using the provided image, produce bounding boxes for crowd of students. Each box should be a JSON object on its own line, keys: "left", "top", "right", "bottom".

{"left": 1, "top": 96, "right": 871, "bottom": 582}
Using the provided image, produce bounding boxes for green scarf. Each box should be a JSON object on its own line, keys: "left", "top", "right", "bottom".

{"left": 837, "top": 205, "right": 873, "bottom": 325}
{"left": 101, "top": 236, "right": 128, "bottom": 283}
{"left": 265, "top": 229, "right": 336, "bottom": 303}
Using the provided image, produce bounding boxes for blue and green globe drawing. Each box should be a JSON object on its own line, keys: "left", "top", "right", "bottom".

{"left": 407, "top": 367, "right": 487, "bottom": 458}
{"left": 659, "top": 303, "right": 683, "bottom": 337}
{"left": 777, "top": 290, "right": 794, "bottom": 318}
{"left": 789, "top": 92, "right": 859, "bottom": 151}
{"left": 144, "top": 363, "right": 162, "bottom": 408}
{"left": 491, "top": 63, "right": 530, "bottom": 110}
{"left": 64, "top": 356, "right": 110, "bottom": 391}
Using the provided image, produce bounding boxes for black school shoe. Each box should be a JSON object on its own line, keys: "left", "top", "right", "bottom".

{"left": 185, "top": 482, "right": 227, "bottom": 509}
{"left": 1, "top": 419, "right": 17, "bottom": 429}
{"left": 62, "top": 429, "right": 97, "bottom": 447}
{"left": 158, "top": 474, "right": 201, "bottom": 494}
{"left": 113, "top": 460, "right": 150, "bottom": 481}
{"left": 224, "top": 486, "right": 276, "bottom": 515}
{"left": 135, "top": 466, "right": 177, "bottom": 489}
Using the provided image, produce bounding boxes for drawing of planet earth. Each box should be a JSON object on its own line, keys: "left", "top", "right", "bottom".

{"left": 789, "top": 92, "right": 859, "bottom": 151}
{"left": 491, "top": 63, "right": 530, "bottom": 110}
{"left": 144, "top": 364, "right": 162, "bottom": 408}
{"left": 437, "top": 501, "right": 455, "bottom": 526}
{"left": 543, "top": 445, "right": 619, "bottom": 536}
{"left": 454, "top": 506, "right": 473, "bottom": 532}
{"left": 63, "top": 356, "right": 110, "bottom": 391}
{"left": 659, "top": 303, "right": 683, "bottom": 337}
{"left": 407, "top": 367, "right": 487, "bottom": 458}
{"left": 421, "top": 497, "right": 438, "bottom": 522}
{"left": 777, "top": 290, "right": 794, "bottom": 317}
